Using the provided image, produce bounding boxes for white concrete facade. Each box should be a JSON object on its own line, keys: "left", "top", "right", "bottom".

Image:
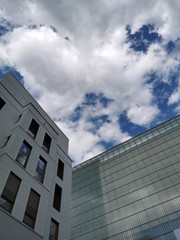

{"left": 0, "top": 73, "right": 72, "bottom": 240}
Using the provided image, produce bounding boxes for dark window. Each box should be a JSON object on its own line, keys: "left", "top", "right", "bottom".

{"left": 23, "top": 189, "right": 40, "bottom": 229}
{"left": 16, "top": 140, "right": 32, "bottom": 167}
{"left": 0, "top": 97, "right": 6, "bottom": 110}
{"left": 0, "top": 172, "right": 21, "bottom": 213}
{"left": 57, "top": 160, "right": 64, "bottom": 180}
{"left": 49, "top": 218, "right": 59, "bottom": 240}
{"left": 53, "top": 184, "right": 62, "bottom": 212}
{"left": 35, "top": 156, "right": 47, "bottom": 183}
{"left": 28, "top": 119, "right": 39, "bottom": 139}
{"left": 42, "top": 133, "right": 52, "bottom": 153}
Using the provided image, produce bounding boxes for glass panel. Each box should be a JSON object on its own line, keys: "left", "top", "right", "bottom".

{"left": 53, "top": 184, "right": 62, "bottom": 212}
{"left": 23, "top": 214, "right": 35, "bottom": 229}
{"left": 71, "top": 116, "right": 180, "bottom": 239}
{"left": 23, "top": 189, "right": 40, "bottom": 229}
{"left": 57, "top": 160, "right": 64, "bottom": 180}
{"left": 35, "top": 156, "right": 47, "bottom": 183}
{"left": 16, "top": 141, "right": 32, "bottom": 167}
{"left": 49, "top": 219, "right": 59, "bottom": 240}
{"left": 0, "top": 172, "right": 21, "bottom": 213}
{"left": 28, "top": 119, "right": 39, "bottom": 139}
{"left": 42, "top": 133, "right": 52, "bottom": 153}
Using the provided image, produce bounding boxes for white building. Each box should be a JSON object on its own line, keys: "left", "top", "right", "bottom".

{"left": 0, "top": 73, "right": 72, "bottom": 240}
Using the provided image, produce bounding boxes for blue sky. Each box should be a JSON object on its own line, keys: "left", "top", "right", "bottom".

{"left": 0, "top": 0, "right": 179, "bottom": 165}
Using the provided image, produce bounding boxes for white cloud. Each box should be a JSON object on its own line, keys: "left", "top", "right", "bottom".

{"left": 56, "top": 111, "right": 130, "bottom": 165}
{"left": 0, "top": 0, "right": 179, "bottom": 164}
{"left": 1, "top": 0, "right": 180, "bottom": 41}
{"left": 168, "top": 89, "right": 180, "bottom": 105}
{"left": 127, "top": 104, "right": 160, "bottom": 126}
{"left": 56, "top": 117, "right": 104, "bottom": 165}
{"left": 168, "top": 77, "right": 180, "bottom": 113}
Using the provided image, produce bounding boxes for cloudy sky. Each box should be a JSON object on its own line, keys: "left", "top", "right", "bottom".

{"left": 0, "top": 0, "right": 179, "bottom": 165}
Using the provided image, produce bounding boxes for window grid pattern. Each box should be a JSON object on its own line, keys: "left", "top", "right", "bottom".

{"left": 72, "top": 131, "right": 180, "bottom": 195}
{"left": 70, "top": 118, "right": 180, "bottom": 240}
{"left": 73, "top": 115, "right": 180, "bottom": 172}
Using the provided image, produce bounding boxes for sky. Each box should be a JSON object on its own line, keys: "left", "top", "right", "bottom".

{"left": 0, "top": 0, "right": 179, "bottom": 166}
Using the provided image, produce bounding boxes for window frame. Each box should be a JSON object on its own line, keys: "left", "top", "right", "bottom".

{"left": 42, "top": 133, "right": 52, "bottom": 153}
{"left": 0, "top": 172, "right": 21, "bottom": 213}
{"left": 28, "top": 119, "right": 39, "bottom": 139}
{"left": 23, "top": 189, "right": 40, "bottom": 229}
{"left": 53, "top": 184, "right": 62, "bottom": 212}
{"left": 16, "top": 140, "right": 32, "bottom": 167}
{"left": 34, "top": 156, "right": 47, "bottom": 183}
{"left": 57, "top": 159, "right": 64, "bottom": 180}
{"left": 49, "top": 218, "right": 59, "bottom": 240}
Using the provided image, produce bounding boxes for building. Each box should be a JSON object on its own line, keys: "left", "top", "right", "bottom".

{"left": 0, "top": 73, "right": 72, "bottom": 240}
{"left": 71, "top": 115, "right": 180, "bottom": 240}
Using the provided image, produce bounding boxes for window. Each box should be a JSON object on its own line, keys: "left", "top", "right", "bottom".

{"left": 23, "top": 189, "right": 40, "bottom": 229}
{"left": 0, "top": 97, "right": 6, "bottom": 110}
{"left": 57, "top": 160, "right": 64, "bottom": 180}
{"left": 42, "top": 133, "right": 52, "bottom": 153}
{"left": 53, "top": 184, "right": 62, "bottom": 212}
{"left": 16, "top": 140, "right": 32, "bottom": 167}
{"left": 35, "top": 156, "right": 47, "bottom": 183}
{"left": 0, "top": 172, "right": 21, "bottom": 213}
{"left": 28, "top": 119, "right": 39, "bottom": 139}
{"left": 49, "top": 219, "right": 59, "bottom": 240}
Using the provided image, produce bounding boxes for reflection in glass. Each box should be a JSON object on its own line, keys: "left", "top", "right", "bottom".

{"left": 16, "top": 140, "right": 32, "bottom": 167}
{"left": 35, "top": 156, "right": 47, "bottom": 183}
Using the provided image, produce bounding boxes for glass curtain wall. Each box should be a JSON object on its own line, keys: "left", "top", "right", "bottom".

{"left": 71, "top": 116, "right": 180, "bottom": 240}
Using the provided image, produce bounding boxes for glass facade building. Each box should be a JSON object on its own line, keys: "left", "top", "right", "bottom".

{"left": 71, "top": 115, "right": 180, "bottom": 240}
